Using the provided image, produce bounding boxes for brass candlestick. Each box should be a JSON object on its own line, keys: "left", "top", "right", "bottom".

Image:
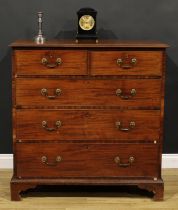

{"left": 34, "top": 12, "right": 46, "bottom": 44}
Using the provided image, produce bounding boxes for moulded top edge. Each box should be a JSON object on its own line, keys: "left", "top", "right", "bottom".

{"left": 10, "top": 39, "right": 170, "bottom": 48}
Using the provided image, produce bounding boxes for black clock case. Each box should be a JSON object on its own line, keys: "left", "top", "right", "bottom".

{"left": 76, "top": 8, "right": 97, "bottom": 40}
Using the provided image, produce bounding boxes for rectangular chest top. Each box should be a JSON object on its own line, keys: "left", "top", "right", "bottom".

{"left": 10, "top": 40, "right": 169, "bottom": 49}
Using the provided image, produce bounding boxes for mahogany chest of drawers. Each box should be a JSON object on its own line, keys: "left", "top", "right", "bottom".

{"left": 10, "top": 40, "right": 168, "bottom": 201}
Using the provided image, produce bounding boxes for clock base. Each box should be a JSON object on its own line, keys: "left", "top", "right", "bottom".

{"left": 76, "top": 34, "right": 98, "bottom": 42}
{"left": 76, "top": 38, "right": 98, "bottom": 43}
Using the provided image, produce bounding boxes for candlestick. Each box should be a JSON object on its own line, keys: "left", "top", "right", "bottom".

{"left": 34, "top": 12, "right": 46, "bottom": 44}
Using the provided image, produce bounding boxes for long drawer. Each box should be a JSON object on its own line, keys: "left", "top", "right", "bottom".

{"left": 90, "top": 51, "right": 163, "bottom": 76}
{"left": 16, "top": 143, "right": 160, "bottom": 178}
{"left": 16, "top": 78, "right": 161, "bottom": 107}
{"left": 14, "top": 50, "right": 87, "bottom": 75}
{"left": 16, "top": 110, "right": 160, "bottom": 141}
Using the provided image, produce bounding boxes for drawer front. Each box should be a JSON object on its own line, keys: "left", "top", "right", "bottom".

{"left": 16, "top": 143, "right": 160, "bottom": 178}
{"left": 90, "top": 51, "right": 163, "bottom": 76}
{"left": 16, "top": 78, "right": 161, "bottom": 107}
{"left": 14, "top": 50, "right": 87, "bottom": 75}
{"left": 16, "top": 110, "right": 160, "bottom": 141}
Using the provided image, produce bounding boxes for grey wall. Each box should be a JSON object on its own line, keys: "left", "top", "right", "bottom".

{"left": 0, "top": 0, "right": 178, "bottom": 154}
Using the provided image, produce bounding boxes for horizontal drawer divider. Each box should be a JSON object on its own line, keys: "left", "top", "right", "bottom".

{"left": 15, "top": 75, "right": 162, "bottom": 79}
{"left": 13, "top": 176, "right": 160, "bottom": 180}
{"left": 16, "top": 140, "right": 161, "bottom": 144}
{"left": 15, "top": 106, "right": 161, "bottom": 110}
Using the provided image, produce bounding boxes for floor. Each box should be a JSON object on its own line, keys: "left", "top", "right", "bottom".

{"left": 0, "top": 169, "right": 178, "bottom": 210}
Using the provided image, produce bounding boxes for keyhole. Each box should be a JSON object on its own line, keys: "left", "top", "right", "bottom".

{"left": 85, "top": 112, "right": 90, "bottom": 118}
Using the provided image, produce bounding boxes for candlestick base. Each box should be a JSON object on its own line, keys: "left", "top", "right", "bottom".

{"left": 34, "top": 35, "right": 46, "bottom": 44}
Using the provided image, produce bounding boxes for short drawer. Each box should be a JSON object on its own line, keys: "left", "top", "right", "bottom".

{"left": 90, "top": 51, "right": 163, "bottom": 76}
{"left": 16, "top": 78, "right": 161, "bottom": 108}
{"left": 14, "top": 50, "right": 87, "bottom": 75}
{"left": 16, "top": 143, "right": 160, "bottom": 178}
{"left": 16, "top": 110, "right": 160, "bottom": 141}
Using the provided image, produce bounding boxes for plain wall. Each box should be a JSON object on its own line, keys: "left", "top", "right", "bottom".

{"left": 0, "top": 0, "right": 178, "bottom": 153}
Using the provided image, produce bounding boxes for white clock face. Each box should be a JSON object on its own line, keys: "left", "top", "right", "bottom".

{"left": 79, "top": 15, "right": 95, "bottom": 31}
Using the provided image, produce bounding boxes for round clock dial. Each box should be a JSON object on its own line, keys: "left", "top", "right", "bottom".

{"left": 79, "top": 15, "right": 95, "bottom": 31}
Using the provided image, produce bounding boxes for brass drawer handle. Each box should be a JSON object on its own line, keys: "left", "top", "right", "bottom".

{"left": 41, "top": 57, "right": 62, "bottom": 68}
{"left": 41, "top": 155, "right": 62, "bottom": 166}
{"left": 117, "top": 57, "right": 137, "bottom": 69}
{"left": 42, "top": 120, "right": 62, "bottom": 131}
{"left": 41, "top": 88, "right": 62, "bottom": 99}
{"left": 114, "top": 156, "right": 135, "bottom": 167}
{"left": 115, "top": 121, "right": 135, "bottom": 132}
{"left": 116, "top": 89, "right": 136, "bottom": 100}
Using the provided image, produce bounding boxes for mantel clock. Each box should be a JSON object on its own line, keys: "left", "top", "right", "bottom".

{"left": 76, "top": 8, "right": 98, "bottom": 42}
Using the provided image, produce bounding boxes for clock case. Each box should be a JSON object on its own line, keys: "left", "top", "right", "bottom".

{"left": 76, "top": 8, "right": 97, "bottom": 40}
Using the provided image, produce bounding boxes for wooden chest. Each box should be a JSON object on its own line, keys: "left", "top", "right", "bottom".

{"left": 10, "top": 40, "right": 168, "bottom": 201}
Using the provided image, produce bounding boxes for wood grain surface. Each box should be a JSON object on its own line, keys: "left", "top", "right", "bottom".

{"left": 16, "top": 110, "right": 160, "bottom": 141}
{"left": 90, "top": 51, "right": 163, "bottom": 76}
{"left": 15, "top": 143, "right": 160, "bottom": 178}
{"left": 16, "top": 78, "right": 161, "bottom": 108}
{"left": 2, "top": 169, "right": 178, "bottom": 207}
{"left": 14, "top": 50, "right": 87, "bottom": 75}
{"left": 11, "top": 40, "right": 167, "bottom": 201}
{"left": 10, "top": 39, "right": 169, "bottom": 48}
